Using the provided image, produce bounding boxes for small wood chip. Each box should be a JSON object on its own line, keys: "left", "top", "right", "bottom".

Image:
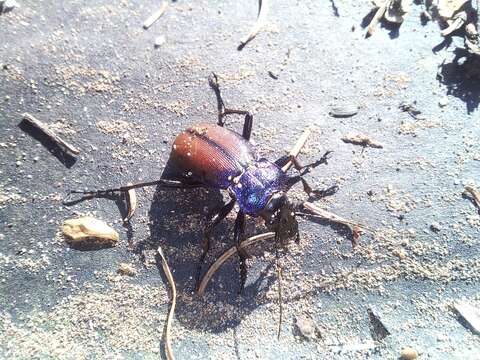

{"left": 123, "top": 184, "right": 137, "bottom": 222}
{"left": 143, "top": 1, "right": 168, "bottom": 30}
{"left": 62, "top": 216, "right": 119, "bottom": 247}
{"left": 342, "top": 133, "right": 384, "bottom": 148}
{"left": 22, "top": 113, "right": 81, "bottom": 156}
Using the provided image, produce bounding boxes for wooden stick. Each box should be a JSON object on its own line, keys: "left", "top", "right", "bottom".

{"left": 197, "top": 232, "right": 275, "bottom": 296}
{"left": 143, "top": 1, "right": 168, "bottom": 29}
{"left": 367, "top": 1, "right": 388, "bottom": 36}
{"left": 464, "top": 185, "right": 480, "bottom": 208}
{"left": 281, "top": 128, "right": 312, "bottom": 172}
{"left": 22, "top": 113, "right": 81, "bottom": 155}
{"left": 302, "top": 201, "right": 373, "bottom": 233}
{"left": 238, "top": 0, "right": 269, "bottom": 49}
{"left": 158, "top": 246, "right": 176, "bottom": 360}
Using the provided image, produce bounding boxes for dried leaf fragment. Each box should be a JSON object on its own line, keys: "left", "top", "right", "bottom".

{"left": 342, "top": 133, "right": 384, "bottom": 148}
{"left": 123, "top": 184, "right": 137, "bottom": 222}
{"left": 62, "top": 216, "right": 119, "bottom": 247}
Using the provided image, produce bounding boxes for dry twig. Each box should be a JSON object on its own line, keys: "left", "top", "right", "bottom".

{"left": 158, "top": 246, "right": 176, "bottom": 360}
{"left": 238, "top": 0, "right": 269, "bottom": 50}
{"left": 302, "top": 201, "right": 373, "bottom": 236}
{"left": 197, "top": 232, "right": 275, "bottom": 295}
{"left": 341, "top": 133, "right": 384, "bottom": 148}
{"left": 281, "top": 128, "right": 312, "bottom": 172}
{"left": 464, "top": 185, "right": 480, "bottom": 208}
{"left": 22, "top": 113, "right": 80, "bottom": 156}
{"left": 367, "top": 1, "right": 388, "bottom": 36}
{"left": 143, "top": 1, "right": 168, "bottom": 29}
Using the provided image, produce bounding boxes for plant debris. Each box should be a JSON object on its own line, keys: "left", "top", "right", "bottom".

{"left": 117, "top": 263, "right": 137, "bottom": 276}
{"left": 158, "top": 246, "right": 177, "bottom": 360}
{"left": 123, "top": 184, "right": 137, "bottom": 223}
{"left": 197, "top": 232, "right": 275, "bottom": 295}
{"left": 143, "top": 1, "right": 168, "bottom": 30}
{"left": 463, "top": 185, "right": 480, "bottom": 208}
{"left": 238, "top": 0, "right": 269, "bottom": 50}
{"left": 367, "top": 0, "right": 411, "bottom": 36}
{"left": 21, "top": 113, "right": 81, "bottom": 156}
{"left": 62, "top": 216, "right": 119, "bottom": 247}
{"left": 453, "top": 301, "right": 480, "bottom": 334}
{"left": 341, "top": 133, "right": 384, "bottom": 148}
{"left": 281, "top": 128, "right": 312, "bottom": 172}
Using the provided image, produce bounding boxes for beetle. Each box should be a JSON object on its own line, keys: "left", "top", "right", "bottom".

{"left": 66, "top": 73, "right": 337, "bottom": 291}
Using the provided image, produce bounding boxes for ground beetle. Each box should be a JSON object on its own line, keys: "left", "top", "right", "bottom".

{"left": 66, "top": 74, "right": 337, "bottom": 291}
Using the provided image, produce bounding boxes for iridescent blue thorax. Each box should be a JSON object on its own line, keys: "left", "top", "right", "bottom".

{"left": 229, "top": 159, "right": 288, "bottom": 216}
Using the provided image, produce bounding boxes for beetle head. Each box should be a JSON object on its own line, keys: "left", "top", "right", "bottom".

{"left": 261, "top": 192, "right": 299, "bottom": 245}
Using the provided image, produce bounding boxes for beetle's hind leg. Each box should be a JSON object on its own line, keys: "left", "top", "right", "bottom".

{"left": 208, "top": 72, "right": 254, "bottom": 141}
{"left": 197, "top": 199, "right": 236, "bottom": 288}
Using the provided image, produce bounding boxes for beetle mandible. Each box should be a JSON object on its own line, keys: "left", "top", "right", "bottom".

{"left": 66, "top": 73, "right": 337, "bottom": 291}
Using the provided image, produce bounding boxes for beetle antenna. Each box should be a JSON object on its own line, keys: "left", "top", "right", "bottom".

{"left": 63, "top": 179, "right": 201, "bottom": 205}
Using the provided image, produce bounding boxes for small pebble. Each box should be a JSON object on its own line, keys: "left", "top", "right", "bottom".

{"left": 400, "top": 347, "right": 418, "bottom": 360}
{"left": 439, "top": 97, "right": 448, "bottom": 107}
{"left": 154, "top": 35, "right": 166, "bottom": 48}
{"left": 430, "top": 222, "right": 441, "bottom": 232}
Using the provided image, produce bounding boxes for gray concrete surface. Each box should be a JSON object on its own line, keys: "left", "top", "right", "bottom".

{"left": 1, "top": 1, "right": 479, "bottom": 359}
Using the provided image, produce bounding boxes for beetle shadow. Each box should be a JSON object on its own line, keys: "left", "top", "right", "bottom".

{"left": 142, "top": 183, "right": 279, "bottom": 334}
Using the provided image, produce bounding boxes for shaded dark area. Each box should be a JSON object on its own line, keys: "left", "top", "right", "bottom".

{"left": 437, "top": 49, "right": 480, "bottom": 113}
{"left": 145, "top": 184, "right": 281, "bottom": 333}
{"left": 18, "top": 119, "right": 77, "bottom": 168}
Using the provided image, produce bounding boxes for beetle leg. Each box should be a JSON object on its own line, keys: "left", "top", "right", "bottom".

{"left": 196, "top": 199, "right": 236, "bottom": 287}
{"left": 208, "top": 73, "right": 254, "bottom": 140}
{"left": 233, "top": 210, "right": 248, "bottom": 293}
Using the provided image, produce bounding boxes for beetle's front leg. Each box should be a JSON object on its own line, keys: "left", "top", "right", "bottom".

{"left": 233, "top": 210, "right": 249, "bottom": 293}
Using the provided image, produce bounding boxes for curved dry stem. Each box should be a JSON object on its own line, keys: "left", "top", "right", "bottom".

{"left": 238, "top": 0, "right": 269, "bottom": 50}
{"left": 158, "top": 246, "right": 176, "bottom": 360}
{"left": 197, "top": 232, "right": 275, "bottom": 296}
